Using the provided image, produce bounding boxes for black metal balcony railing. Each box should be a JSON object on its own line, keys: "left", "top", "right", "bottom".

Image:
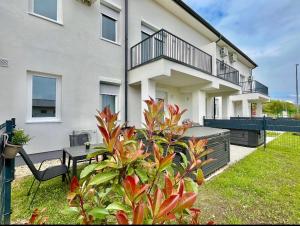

{"left": 130, "top": 29, "right": 212, "bottom": 75}
{"left": 240, "top": 80, "right": 269, "bottom": 96}
{"left": 216, "top": 59, "right": 239, "bottom": 85}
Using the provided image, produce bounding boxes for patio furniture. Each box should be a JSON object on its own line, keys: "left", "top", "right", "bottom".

{"left": 68, "top": 133, "right": 98, "bottom": 170}
{"left": 62, "top": 143, "right": 105, "bottom": 180}
{"left": 18, "top": 148, "right": 70, "bottom": 207}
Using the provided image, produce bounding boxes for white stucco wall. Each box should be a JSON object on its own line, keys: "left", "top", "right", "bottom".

{"left": 0, "top": 0, "right": 125, "bottom": 154}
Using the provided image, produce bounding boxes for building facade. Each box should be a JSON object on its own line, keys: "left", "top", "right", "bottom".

{"left": 0, "top": 0, "right": 269, "bottom": 154}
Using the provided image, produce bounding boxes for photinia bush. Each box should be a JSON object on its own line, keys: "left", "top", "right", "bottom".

{"left": 65, "top": 97, "right": 214, "bottom": 224}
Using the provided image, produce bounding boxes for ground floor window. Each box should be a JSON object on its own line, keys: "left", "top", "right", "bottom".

{"left": 27, "top": 72, "right": 61, "bottom": 122}
{"left": 100, "top": 82, "right": 120, "bottom": 113}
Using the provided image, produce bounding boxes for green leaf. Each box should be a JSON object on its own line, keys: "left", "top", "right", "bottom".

{"left": 89, "top": 171, "right": 119, "bottom": 186}
{"left": 127, "top": 167, "right": 134, "bottom": 175}
{"left": 86, "top": 148, "right": 107, "bottom": 159}
{"left": 89, "top": 208, "right": 109, "bottom": 220}
{"left": 124, "top": 140, "right": 137, "bottom": 146}
{"left": 196, "top": 169, "right": 204, "bottom": 185}
{"left": 153, "top": 136, "right": 169, "bottom": 145}
{"left": 112, "top": 184, "right": 124, "bottom": 196}
{"left": 175, "top": 141, "right": 189, "bottom": 150}
{"left": 61, "top": 207, "right": 79, "bottom": 215}
{"left": 95, "top": 161, "right": 120, "bottom": 170}
{"left": 80, "top": 164, "right": 97, "bottom": 179}
{"left": 135, "top": 168, "right": 148, "bottom": 183}
{"left": 106, "top": 202, "right": 131, "bottom": 213}
{"left": 184, "top": 178, "right": 198, "bottom": 193}
{"left": 179, "top": 152, "right": 188, "bottom": 168}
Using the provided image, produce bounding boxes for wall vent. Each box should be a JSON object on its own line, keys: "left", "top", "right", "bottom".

{"left": 0, "top": 58, "right": 8, "bottom": 67}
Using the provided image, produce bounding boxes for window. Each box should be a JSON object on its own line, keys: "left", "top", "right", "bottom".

{"left": 102, "top": 14, "right": 116, "bottom": 42}
{"left": 27, "top": 72, "right": 61, "bottom": 122}
{"left": 100, "top": 82, "right": 120, "bottom": 113}
{"left": 30, "top": 0, "right": 62, "bottom": 24}
{"left": 32, "top": 76, "right": 56, "bottom": 118}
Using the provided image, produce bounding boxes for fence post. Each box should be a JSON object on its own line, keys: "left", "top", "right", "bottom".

{"left": 3, "top": 118, "right": 15, "bottom": 224}
{"left": 263, "top": 116, "right": 267, "bottom": 150}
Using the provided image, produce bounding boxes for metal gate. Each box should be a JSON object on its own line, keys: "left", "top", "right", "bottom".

{"left": 0, "top": 118, "right": 16, "bottom": 224}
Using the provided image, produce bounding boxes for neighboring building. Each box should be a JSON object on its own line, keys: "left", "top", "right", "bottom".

{"left": 0, "top": 0, "right": 269, "bottom": 154}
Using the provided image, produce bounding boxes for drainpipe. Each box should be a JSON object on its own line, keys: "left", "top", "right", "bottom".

{"left": 124, "top": 0, "right": 128, "bottom": 123}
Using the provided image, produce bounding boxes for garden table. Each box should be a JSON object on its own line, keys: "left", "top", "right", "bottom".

{"left": 62, "top": 143, "right": 106, "bottom": 181}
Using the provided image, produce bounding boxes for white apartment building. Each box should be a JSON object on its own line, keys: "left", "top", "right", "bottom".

{"left": 0, "top": 0, "right": 269, "bottom": 154}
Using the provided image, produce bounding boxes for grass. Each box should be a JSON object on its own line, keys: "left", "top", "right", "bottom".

{"left": 198, "top": 132, "right": 300, "bottom": 224}
{"left": 11, "top": 133, "right": 300, "bottom": 224}
{"left": 266, "top": 130, "right": 281, "bottom": 137}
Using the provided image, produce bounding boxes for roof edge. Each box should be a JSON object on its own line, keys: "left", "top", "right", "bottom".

{"left": 173, "top": 0, "right": 258, "bottom": 68}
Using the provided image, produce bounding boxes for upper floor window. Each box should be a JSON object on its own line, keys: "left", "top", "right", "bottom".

{"left": 101, "top": 14, "right": 117, "bottom": 42}
{"left": 29, "top": 0, "right": 63, "bottom": 24}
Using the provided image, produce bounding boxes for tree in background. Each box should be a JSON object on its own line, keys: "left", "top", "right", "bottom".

{"left": 263, "top": 100, "right": 297, "bottom": 117}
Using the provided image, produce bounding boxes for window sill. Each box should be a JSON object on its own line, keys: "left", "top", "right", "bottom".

{"left": 100, "top": 37, "right": 121, "bottom": 46}
{"left": 26, "top": 119, "right": 63, "bottom": 124}
{"left": 28, "top": 12, "right": 63, "bottom": 26}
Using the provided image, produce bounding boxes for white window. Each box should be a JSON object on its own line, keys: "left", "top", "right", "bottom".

{"left": 100, "top": 82, "right": 120, "bottom": 113}
{"left": 100, "top": 1, "right": 121, "bottom": 45}
{"left": 29, "top": 0, "right": 63, "bottom": 24}
{"left": 101, "top": 14, "right": 117, "bottom": 42}
{"left": 27, "top": 72, "right": 62, "bottom": 123}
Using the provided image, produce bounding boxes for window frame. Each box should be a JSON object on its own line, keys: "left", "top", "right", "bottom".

{"left": 28, "top": 0, "right": 63, "bottom": 25}
{"left": 101, "top": 13, "right": 118, "bottom": 44}
{"left": 27, "top": 72, "right": 62, "bottom": 123}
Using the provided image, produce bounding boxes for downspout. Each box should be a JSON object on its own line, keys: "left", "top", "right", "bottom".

{"left": 124, "top": 0, "right": 128, "bottom": 123}
{"left": 213, "top": 34, "right": 222, "bottom": 120}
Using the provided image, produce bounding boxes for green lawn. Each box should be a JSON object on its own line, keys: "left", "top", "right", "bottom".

{"left": 198, "top": 132, "right": 300, "bottom": 224}
{"left": 11, "top": 133, "right": 300, "bottom": 224}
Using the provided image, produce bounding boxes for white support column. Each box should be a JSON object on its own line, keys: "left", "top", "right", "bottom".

{"left": 206, "top": 96, "right": 214, "bottom": 119}
{"left": 192, "top": 90, "right": 206, "bottom": 125}
{"left": 141, "top": 79, "right": 156, "bottom": 125}
{"left": 242, "top": 99, "right": 250, "bottom": 117}
{"left": 222, "top": 95, "right": 233, "bottom": 119}
{"left": 256, "top": 102, "right": 263, "bottom": 117}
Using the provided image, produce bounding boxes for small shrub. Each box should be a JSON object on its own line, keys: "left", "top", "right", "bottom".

{"left": 46, "top": 97, "right": 214, "bottom": 224}
{"left": 11, "top": 129, "right": 31, "bottom": 146}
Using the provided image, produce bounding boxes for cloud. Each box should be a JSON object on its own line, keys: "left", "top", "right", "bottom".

{"left": 183, "top": 0, "right": 300, "bottom": 103}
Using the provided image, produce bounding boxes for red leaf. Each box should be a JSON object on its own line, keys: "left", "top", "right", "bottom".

{"left": 159, "top": 153, "right": 175, "bottom": 172}
{"left": 178, "top": 179, "right": 184, "bottom": 198}
{"left": 153, "top": 188, "right": 163, "bottom": 216}
{"left": 156, "top": 194, "right": 179, "bottom": 220}
{"left": 163, "top": 174, "right": 173, "bottom": 198}
{"left": 133, "top": 203, "right": 145, "bottom": 224}
{"left": 29, "top": 208, "right": 39, "bottom": 224}
{"left": 116, "top": 211, "right": 129, "bottom": 225}
{"left": 173, "top": 192, "right": 197, "bottom": 212}
{"left": 123, "top": 176, "right": 136, "bottom": 202}
{"left": 70, "top": 176, "right": 79, "bottom": 192}
{"left": 98, "top": 126, "right": 110, "bottom": 143}
{"left": 134, "top": 184, "right": 149, "bottom": 201}
{"left": 207, "top": 220, "right": 215, "bottom": 225}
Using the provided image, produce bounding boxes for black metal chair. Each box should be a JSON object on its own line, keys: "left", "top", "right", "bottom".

{"left": 68, "top": 133, "right": 99, "bottom": 170}
{"left": 18, "top": 148, "right": 70, "bottom": 207}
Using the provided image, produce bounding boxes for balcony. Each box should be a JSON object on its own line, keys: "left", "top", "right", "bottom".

{"left": 216, "top": 59, "right": 239, "bottom": 85}
{"left": 130, "top": 29, "right": 212, "bottom": 75}
{"left": 240, "top": 80, "right": 269, "bottom": 96}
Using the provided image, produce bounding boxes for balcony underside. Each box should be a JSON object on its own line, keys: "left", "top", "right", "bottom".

{"left": 231, "top": 92, "right": 270, "bottom": 102}
{"left": 128, "top": 58, "right": 241, "bottom": 93}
